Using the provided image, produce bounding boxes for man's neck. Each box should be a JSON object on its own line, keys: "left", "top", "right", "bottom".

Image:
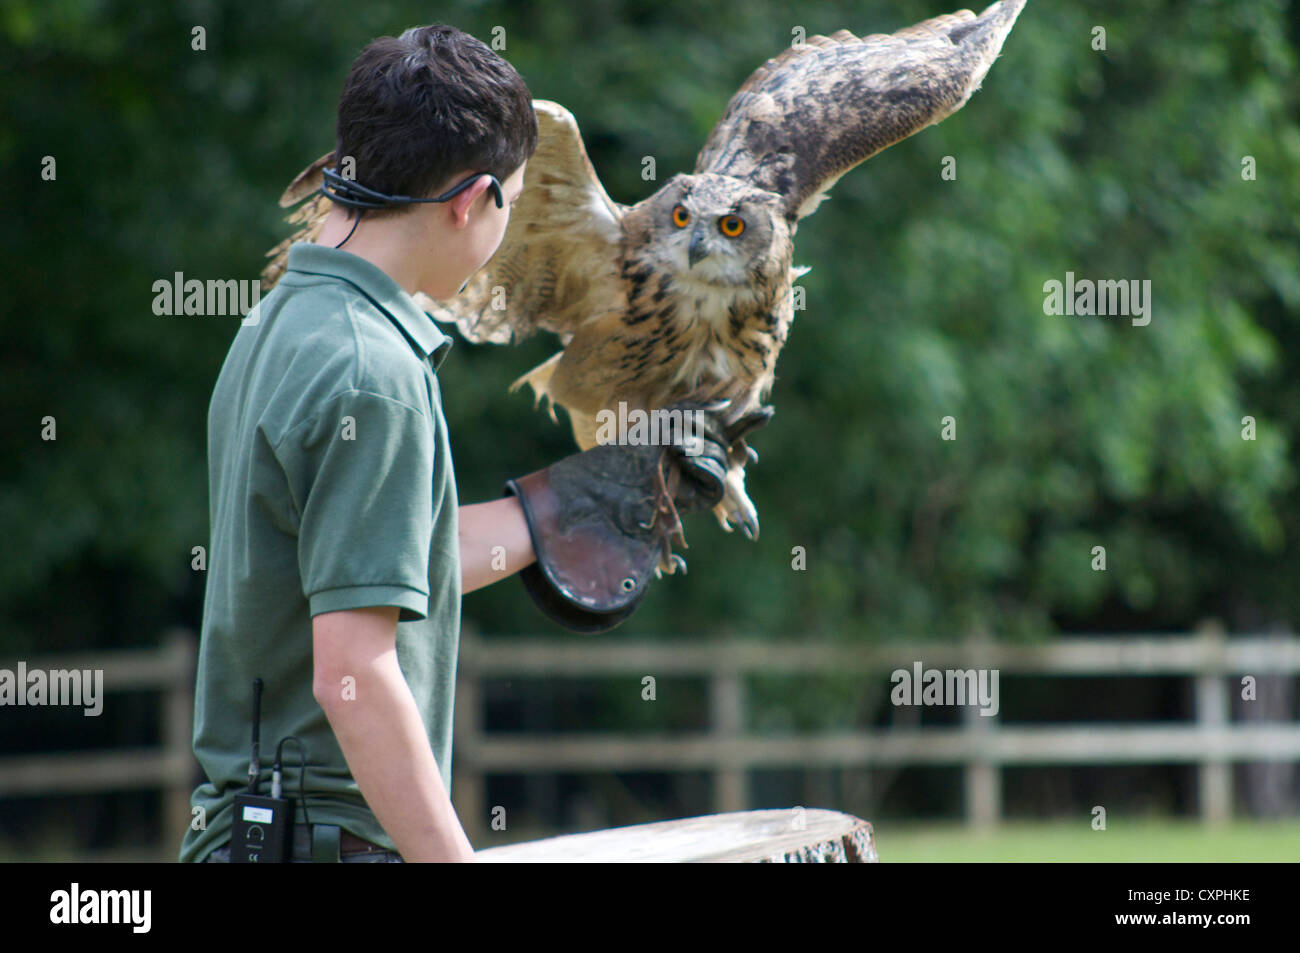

{"left": 317, "top": 208, "right": 426, "bottom": 296}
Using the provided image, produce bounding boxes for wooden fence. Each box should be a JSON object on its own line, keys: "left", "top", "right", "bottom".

{"left": 1, "top": 623, "right": 1297, "bottom": 858}
{"left": 453, "top": 622, "right": 1300, "bottom": 842}
{"left": 0, "top": 628, "right": 196, "bottom": 860}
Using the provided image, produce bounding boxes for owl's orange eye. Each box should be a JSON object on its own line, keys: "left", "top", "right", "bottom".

{"left": 671, "top": 205, "right": 690, "bottom": 228}
{"left": 719, "top": 215, "right": 745, "bottom": 237}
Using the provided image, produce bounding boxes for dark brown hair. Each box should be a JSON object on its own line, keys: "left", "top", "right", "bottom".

{"left": 334, "top": 24, "right": 537, "bottom": 217}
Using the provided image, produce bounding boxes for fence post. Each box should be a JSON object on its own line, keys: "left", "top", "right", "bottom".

{"left": 964, "top": 703, "right": 1001, "bottom": 828}
{"left": 161, "top": 628, "right": 197, "bottom": 859}
{"left": 710, "top": 644, "right": 746, "bottom": 813}
{"left": 454, "top": 627, "right": 486, "bottom": 847}
{"left": 1194, "top": 619, "right": 1231, "bottom": 824}
{"left": 963, "top": 629, "right": 1001, "bottom": 828}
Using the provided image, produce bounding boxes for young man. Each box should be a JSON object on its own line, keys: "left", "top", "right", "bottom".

{"left": 181, "top": 25, "right": 743, "bottom": 863}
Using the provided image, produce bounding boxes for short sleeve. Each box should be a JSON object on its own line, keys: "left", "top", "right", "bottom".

{"left": 276, "top": 389, "right": 434, "bottom": 621}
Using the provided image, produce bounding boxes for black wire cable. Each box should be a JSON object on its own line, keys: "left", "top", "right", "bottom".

{"left": 274, "top": 736, "right": 310, "bottom": 829}
{"left": 319, "top": 166, "right": 503, "bottom": 210}
{"left": 334, "top": 210, "right": 362, "bottom": 250}
{"left": 320, "top": 166, "right": 502, "bottom": 252}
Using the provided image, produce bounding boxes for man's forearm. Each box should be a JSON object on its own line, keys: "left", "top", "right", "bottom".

{"left": 318, "top": 653, "right": 475, "bottom": 862}
{"left": 459, "top": 496, "right": 535, "bottom": 594}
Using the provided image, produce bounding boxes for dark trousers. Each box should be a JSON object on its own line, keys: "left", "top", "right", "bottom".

{"left": 204, "top": 823, "right": 404, "bottom": 863}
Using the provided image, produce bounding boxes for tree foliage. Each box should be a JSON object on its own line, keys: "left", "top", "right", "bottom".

{"left": 1, "top": 0, "right": 1297, "bottom": 657}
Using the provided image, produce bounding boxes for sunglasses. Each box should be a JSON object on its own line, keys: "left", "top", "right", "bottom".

{"left": 320, "top": 167, "right": 504, "bottom": 210}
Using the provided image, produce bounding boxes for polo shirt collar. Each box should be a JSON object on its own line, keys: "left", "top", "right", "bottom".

{"left": 285, "top": 242, "right": 454, "bottom": 370}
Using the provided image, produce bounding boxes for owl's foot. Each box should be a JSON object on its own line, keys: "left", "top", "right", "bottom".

{"left": 712, "top": 464, "right": 760, "bottom": 541}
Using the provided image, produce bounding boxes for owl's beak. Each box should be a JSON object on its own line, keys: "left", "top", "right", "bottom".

{"left": 688, "top": 228, "right": 708, "bottom": 268}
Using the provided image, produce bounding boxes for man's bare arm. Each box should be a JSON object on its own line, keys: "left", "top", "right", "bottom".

{"left": 312, "top": 606, "right": 475, "bottom": 862}
{"left": 458, "top": 496, "right": 535, "bottom": 594}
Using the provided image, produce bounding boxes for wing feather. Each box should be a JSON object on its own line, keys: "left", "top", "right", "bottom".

{"left": 261, "top": 151, "right": 333, "bottom": 289}
{"left": 694, "top": 0, "right": 1026, "bottom": 221}
{"left": 419, "top": 100, "right": 626, "bottom": 346}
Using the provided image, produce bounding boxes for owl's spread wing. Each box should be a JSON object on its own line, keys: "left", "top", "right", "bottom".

{"left": 418, "top": 100, "right": 626, "bottom": 346}
{"left": 261, "top": 151, "right": 334, "bottom": 289}
{"left": 693, "top": 0, "right": 1025, "bottom": 221}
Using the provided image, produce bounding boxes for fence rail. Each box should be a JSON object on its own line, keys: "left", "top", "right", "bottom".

{"left": 1, "top": 624, "right": 1295, "bottom": 857}
{"left": 453, "top": 623, "right": 1300, "bottom": 840}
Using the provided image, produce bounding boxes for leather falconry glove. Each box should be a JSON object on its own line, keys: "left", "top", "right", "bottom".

{"left": 505, "top": 401, "right": 773, "bottom": 633}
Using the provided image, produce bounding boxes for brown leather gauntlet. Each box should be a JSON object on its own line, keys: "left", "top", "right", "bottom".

{"left": 505, "top": 403, "right": 769, "bottom": 633}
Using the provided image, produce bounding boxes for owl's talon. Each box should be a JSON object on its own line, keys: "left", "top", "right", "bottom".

{"left": 712, "top": 465, "right": 760, "bottom": 542}
{"left": 654, "top": 551, "right": 688, "bottom": 577}
{"left": 725, "top": 506, "right": 759, "bottom": 541}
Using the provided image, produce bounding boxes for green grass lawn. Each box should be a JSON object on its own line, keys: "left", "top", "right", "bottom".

{"left": 873, "top": 819, "right": 1300, "bottom": 862}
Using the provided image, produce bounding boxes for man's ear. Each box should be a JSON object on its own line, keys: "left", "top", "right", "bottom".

{"left": 446, "top": 174, "right": 494, "bottom": 229}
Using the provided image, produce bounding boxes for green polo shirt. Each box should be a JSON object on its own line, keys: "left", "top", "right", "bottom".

{"left": 180, "top": 242, "right": 460, "bottom": 863}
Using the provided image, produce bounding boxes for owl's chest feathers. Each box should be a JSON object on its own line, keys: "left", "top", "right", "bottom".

{"left": 620, "top": 266, "right": 775, "bottom": 396}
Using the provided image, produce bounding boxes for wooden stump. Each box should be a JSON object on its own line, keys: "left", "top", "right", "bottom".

{"left": 474, "top": 809, "right": 877, "bottom": 863}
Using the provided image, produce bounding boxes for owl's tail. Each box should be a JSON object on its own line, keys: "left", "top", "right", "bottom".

{"left": 510, "top": 351, "right": 564, "bottom": 424}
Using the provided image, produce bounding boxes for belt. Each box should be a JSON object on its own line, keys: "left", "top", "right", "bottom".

{"left": 292, "top": 823, "right": 395, "bottom": 862}
{"left": 341, "top": 829, "right": 388, "bottom": 855}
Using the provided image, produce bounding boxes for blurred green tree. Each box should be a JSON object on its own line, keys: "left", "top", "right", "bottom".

{"left": 0, "top": 0, "right": 1296, "bottom": 661}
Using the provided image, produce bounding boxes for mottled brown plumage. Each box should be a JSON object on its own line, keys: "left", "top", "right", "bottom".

{"left": 263, "top": 0, "right": 1025, "bottom": 545}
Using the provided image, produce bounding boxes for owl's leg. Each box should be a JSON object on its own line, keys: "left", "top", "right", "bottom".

{"left": 707, "top": 392, "right": 766, "bottom": 540}
{"left": 712, "top": 458, "right": 760, "bottom": 541}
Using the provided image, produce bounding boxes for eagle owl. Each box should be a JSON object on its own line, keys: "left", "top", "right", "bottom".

{"left": 263, "top": 0, "right": 1025, "bottom": 564}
